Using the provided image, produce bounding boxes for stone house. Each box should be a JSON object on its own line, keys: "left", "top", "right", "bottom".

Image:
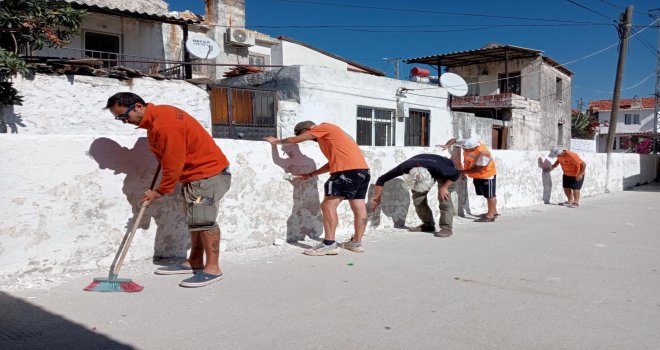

{"left": 405, "top": 43, "right": 573, "bottom": 151}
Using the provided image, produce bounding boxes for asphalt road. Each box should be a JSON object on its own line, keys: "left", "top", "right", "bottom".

{"left": 2, "top": 184, "right": 660, "bottom": 349}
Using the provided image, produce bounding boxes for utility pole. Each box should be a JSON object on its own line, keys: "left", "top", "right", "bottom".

{"left": 384, "top": 58, "right": 401, "bottom": 80}
{"left": 605, "top": 5, "right": 633, "bottom": 192}
{"left": 649, "top": 9, "right": 660, "bottom": 154}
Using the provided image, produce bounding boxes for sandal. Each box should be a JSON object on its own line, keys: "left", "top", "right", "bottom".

{"left": 474, "top": 216, "right": 495, "bottom": 222}
{"left": 558, "top": 201, "right": 572, "bottom": 206}
{"left": 479, "top": 213, "right": 501, "bottom": 218}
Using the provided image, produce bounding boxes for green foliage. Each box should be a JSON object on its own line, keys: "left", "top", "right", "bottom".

{"left": 0, "top": 0, "right": 85, "bottom": 107}
{"left": 571, "top": 110, "right": 599, "bottom": 139}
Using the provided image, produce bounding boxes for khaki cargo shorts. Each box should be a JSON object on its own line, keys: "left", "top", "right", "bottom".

{"left": 182, "top": 170, "right": 231, "bottom": 231}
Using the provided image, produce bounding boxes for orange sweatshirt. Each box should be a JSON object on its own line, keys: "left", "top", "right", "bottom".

{"left": 139, "top": 104, "right": 229, "bottom": 194}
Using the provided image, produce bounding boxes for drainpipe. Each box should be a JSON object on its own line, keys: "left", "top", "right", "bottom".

{"left": 182, "top": 24, "right": 192, "bottom": 79}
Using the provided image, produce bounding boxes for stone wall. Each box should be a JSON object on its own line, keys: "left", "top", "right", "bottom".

{"left": 0, "top": 134, "right": 656, "bottom": 285}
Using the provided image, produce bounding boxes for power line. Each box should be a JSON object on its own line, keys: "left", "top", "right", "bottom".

{"left": 565, "top": 0, "right": 616, "bottom": 22}
{"left": 272, "top": 0, "right": 611, "bottom": 25}
{"left": 630, "top": 28, "right": 660, "bottom": 58}
{"left": 252, "top": 23, "right": 612, "bottom": 29}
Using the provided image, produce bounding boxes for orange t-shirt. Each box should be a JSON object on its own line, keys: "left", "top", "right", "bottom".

{"left": 557, "top": 151, "right": 584, "bottom": 176}
{"left": 139, "top": 104, "right": 229, "bottom": 194}
{"left": 306, "top": 123, "right": 369, "bottom": 174}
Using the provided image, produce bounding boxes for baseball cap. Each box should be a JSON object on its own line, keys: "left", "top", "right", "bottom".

{"left": 455, "top": 138, "right": 480, "bottom": 149}
{"left": 294, "top": 121, "right": 316, "bottom": 136}
{"left": 548, "top": 147, "right": 565, "bottom": 158}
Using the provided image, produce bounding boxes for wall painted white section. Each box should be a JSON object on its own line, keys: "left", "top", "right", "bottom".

{"left": 596, "top": 109, "right": 657, "bottom": 134}
{"left": 0, "top": 134, "right": 656, "bottom": 284}
{"left": 1, "top": 74, "right": 212, "bottom": 134}
{"left": 570, "top": 138, "right": 597, "bottom": 153}
{"left": 271, "top": 41, "right": 347, "bottom": 71}
{"left": 35, "top": 13, "right": 166, "bottom": 63}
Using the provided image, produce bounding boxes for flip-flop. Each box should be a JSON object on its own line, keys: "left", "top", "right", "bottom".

{"left": 474, "top": 217, "right": 495, "bottom": 222}
{"left": 479, "top": 213, "right": 501, "bottom": 218}
{"left": 558, "top": 202, "right": 572, "bottom": 206}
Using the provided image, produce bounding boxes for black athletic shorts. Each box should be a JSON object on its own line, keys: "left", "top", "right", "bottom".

{"left": 562, "top": 175, "right": 584, "bottom": 190}
{"left": 324, "top": 169, "right": 370, "bottom": 200}
{"left": 473, "top": 175, "right": 496, "bottom": 198}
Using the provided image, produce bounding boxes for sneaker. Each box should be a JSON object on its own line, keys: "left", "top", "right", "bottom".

{"left": 179, "top": 272, "right": 223, "bottom": 288}
{"left": 303, "top": 242, "right": 339, "bottom": 256}
{"left": 338, "top": 239, "right": 365, "bottom": 253}
{"left": 434, "top": 228, "right": 453, "bottom": 238}
{"left": 409, "top": 225, "right": 435, "bottom": 233}
{"left": 154, "top": 263, "right": 201, "bottom": 275}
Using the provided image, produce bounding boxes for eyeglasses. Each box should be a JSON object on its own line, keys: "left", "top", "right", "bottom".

{"left": 115, "top": 104, "right": 135, "bottom": 120}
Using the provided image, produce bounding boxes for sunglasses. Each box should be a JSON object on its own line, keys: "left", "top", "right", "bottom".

{"left": 115, "top": 104, "right": 135, "bottom": 120}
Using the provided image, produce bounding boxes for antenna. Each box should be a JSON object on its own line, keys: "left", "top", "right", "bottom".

{"left": 440, "top": 72, "right": 469, "bottom": 97}
{"left": 186, "top": 34, "right": 221, "bottom": 60}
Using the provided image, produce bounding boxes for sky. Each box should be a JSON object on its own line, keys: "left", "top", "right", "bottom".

{"left": 166, "top": 0, "right": 659, "bottom": 108}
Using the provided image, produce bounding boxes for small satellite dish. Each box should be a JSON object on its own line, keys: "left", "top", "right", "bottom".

{"left": 186, "top": 34, "right": 221, "bottom": 60}
{"left": 440, "top": 72, "right": 469, "bottom": 97}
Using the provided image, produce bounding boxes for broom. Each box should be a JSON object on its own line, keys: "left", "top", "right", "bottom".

{"left": 84, "top": 165, "right": 161, "bottom": 293}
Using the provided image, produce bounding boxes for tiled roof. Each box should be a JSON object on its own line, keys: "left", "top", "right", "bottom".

{"left": 63, "top": 0, "right": 196, "bottom": 24}
{"left": 589, "top": 97, "right": 656, "bottom": 111}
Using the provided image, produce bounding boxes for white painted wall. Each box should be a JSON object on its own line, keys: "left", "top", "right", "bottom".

{"left": 1, "top": 134, "right": 656, "bottom": 286}
{"left": 270, "top": 41, "right": 347, "bottom": 71}
{"left": 1, "top": 74, "right": 211, "bottom": 134}
{"left": 35, "top": 13, "right": 166, "bottom": 63}
{"left": 597, "top": 109, "right": 657, "bottom": 133}
{"left": 571, "top": 138, "right": 597, "bottom": 153}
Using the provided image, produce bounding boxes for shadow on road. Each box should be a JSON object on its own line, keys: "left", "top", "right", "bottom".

{"left": 0, "top": 292, "right": 133, "bottom": 349}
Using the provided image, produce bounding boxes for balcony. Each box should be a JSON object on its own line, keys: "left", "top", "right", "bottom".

{"left": 451, "top": 93, "right": 537, "bottom": 109}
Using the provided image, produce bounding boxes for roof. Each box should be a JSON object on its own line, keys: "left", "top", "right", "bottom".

{"left": 405, "top": 43, "right": 572, "bottom": 76}
{"left": 278, "top": 36, "right": 385, "bottom": 77}
{"left": 64, "top": 0, "right": 196, "bottom": 25}
{"left": 589, "top": 97, "right": 656, "bottom": 111}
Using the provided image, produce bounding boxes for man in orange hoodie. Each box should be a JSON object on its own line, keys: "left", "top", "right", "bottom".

{"left": 107, "top": 92, "right": 231, "bottom": 288}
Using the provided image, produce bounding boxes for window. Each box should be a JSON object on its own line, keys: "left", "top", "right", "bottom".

{"left": 624, "top": 114, "right": 640, "bottom": 125}
{"left": 248, "top": 54, "right": 267, "bottom": 66}
{"left": 405, "top": 109, "right": 430, "bottom": 146}
{"left": 210, "top": 87, "right": 277, "bottom": 140}
{"left": 555, "top": 77, "right": 563, "bottom": 102}
{"left": 84, "top": 31, "right": 120, "bottom": 67}
{"left": 356, "top": 106, "right": 395, "bottom": 146}
{"left": 498, "top": 72, "right": 521, "bottom": 95}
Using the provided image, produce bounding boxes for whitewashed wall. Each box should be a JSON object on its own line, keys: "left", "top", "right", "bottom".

{"left": 0, "top": 134, "right": 656, "bottom": 285}
{"left": 571, "top": 138, "right": 597, "bottom": 153}
{"left": 1, "top": 74, "right": 211, "bottom": 134}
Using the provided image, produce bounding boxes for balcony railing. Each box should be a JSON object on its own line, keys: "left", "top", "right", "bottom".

{"left": 24, "top": 46, "right": 206, "bottom": 80}
{"left": 451, "top": 92, "right": 535, "bottom": 109}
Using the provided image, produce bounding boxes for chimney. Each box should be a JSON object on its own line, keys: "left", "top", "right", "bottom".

{"left": 205, "top": 0, "right": 245, "bottom": 27}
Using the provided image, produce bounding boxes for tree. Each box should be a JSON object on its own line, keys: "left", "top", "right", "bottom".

{"left": 571, "top": 100, "right": 599, "bottom": 139}
{"left": 0, "top": 0, "right": 85, "bottom": 107}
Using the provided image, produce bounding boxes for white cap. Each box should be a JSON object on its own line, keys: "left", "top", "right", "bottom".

{"left": 548, "top": 147, "right": 566, "bottom": 158}
{"left": 402, "top": 167, "right": 435, "bottom": 192}
{"left": 455, "top": 138, "right": 480, "bottom": 149}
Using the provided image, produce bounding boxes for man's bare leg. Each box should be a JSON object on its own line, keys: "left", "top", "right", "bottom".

{"left": 181, "top": 231, "right": 204, "bottom": 269}
{"left": 200, "top": 227, "right": 222, "bottom": 275}
{"left": 563, "top": 188, "right": 574, "bottom": 204}
{"left": 485, "top": 197, "right": 497, "bottom": 219}
{"left": 320, "top": 196, "right": 343, "bottom": 241}
{"left": 349, "top": 199, "right": 367, "bottom": 242}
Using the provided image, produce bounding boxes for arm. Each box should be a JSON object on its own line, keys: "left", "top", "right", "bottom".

{"left": 141, "top": 127, "right": 186, "bottom": 206}
{"left": 437, "top": 138, "right": 457, "bottom": 150}
{"left": 438, "top": 179, "right": 454, "bottom": 201}
{"left": 576, "top": 162, "right": 586, "bottom": 180}
{"left": 263, "top": 133, "right": 315, "bottom": 145}
{"left": 297, "top": 163, "right": 330, "bottom": 180}
{"left": 550, "top": 160, "right": 560, "bottom": 170}
{"left": 371, "top": 185, "right": 384, "bottom": 207}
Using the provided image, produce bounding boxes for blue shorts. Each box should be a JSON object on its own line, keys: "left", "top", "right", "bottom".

{"left": 324, "top": 169, "right": 370, "bottom": 200}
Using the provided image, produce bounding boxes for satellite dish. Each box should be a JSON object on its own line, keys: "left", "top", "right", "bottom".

{"left": 186, "top": 34, "right": 220, "bottom": 59}
{"left": 440, "top": 72, "right": 469, "bottom": 97}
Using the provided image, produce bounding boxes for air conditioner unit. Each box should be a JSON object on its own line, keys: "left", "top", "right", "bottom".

{"left": 226, "top": 28, "right": 255, "bottom": 47}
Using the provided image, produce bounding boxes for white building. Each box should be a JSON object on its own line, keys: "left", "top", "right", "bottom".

{"left": 590, "top": 97, "right": 659, "bottom": 152}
